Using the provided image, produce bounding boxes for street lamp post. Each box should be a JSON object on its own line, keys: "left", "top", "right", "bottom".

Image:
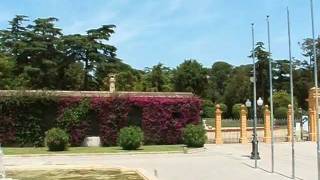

{"left": 246, "top": 99, "right": 257, "bottom": 160}
{"left": 249, "top": 98, "right": 263, "bottom": 160}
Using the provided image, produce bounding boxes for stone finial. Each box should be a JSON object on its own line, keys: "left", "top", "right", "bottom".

{"left": 109, "top": 74, "right": 116, "bottom": 93}
{"left": 264, "top": 105, "right": 270, "bottom": 114}
{"left": 240, "top": 105, "right": 247, "bottom": 114}
{"left": 215, "top": 104, "right": 222, "bottom": 115}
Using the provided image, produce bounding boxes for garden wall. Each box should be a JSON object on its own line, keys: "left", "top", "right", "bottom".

{"left": 0, "top": 91, "right": 201, "bottom": 147}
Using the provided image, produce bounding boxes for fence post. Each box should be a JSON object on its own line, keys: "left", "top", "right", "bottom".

{"left": 240, "top": 105, "right": 248, "bottom": 144}
{"left": 215, "top": 104, "right": 223, "bottom": 144}
{"left": 287, "top": 104, "right": 292, "bottom": 142}
{"left": 264, "top": 105, "right": 271, "bottom": 143}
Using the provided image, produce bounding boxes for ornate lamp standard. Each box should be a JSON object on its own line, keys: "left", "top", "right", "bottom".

{"left": 248, "top": 97, "right": 263, "bottom": 160}
{"left": 250, "top": 23, "right": 259, "bottom": 168}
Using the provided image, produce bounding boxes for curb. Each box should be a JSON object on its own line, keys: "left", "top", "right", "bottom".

{"left": 186, "top": 147, "right": 207, "bottom": 154}
{"left": 4, "top": 151, "right": 183, "bottom": 157}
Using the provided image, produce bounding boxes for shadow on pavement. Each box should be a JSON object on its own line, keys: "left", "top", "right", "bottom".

{"left": 242, "top": 162, "right": 303, "bottom": 180}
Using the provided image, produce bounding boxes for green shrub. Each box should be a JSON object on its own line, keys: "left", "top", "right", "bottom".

{"left": 45, "top": 128, "right": 69, "bottom": 151}
{"left": 58, "top": 98, "right": 90, "bottom": 129}
{"left": 273, "top": 90, "right": 291, "bottom": 109}
{"left": 232, "top": 104, "right": 242, "bottom": 119}
{"left": 274, "top": 107, "right": 288, "bottom": 119}
{"left": 203, "top": 106, "right": 215, "bottom": 118}
{"left": 201, "top": 100, "right": 214, "bottom": 118}
{"left": 182, "top": 124, "right": 207, "bottom": 147}
{"left": 118, "top": 126, "right": 144, "bottom": 150}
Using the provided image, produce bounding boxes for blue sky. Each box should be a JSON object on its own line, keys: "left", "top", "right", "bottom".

{"left": 0, "top": 0, "right": 319, "bottom": 69}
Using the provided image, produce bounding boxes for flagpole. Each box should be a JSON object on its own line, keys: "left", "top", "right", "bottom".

{"left": 266, "top": 15, "right": 275, "bottom": 173}
{"left": 287, "top": 7, "right": 295, "bottom": 179}
{"left": 251, "top": 23, "right": 258, "bottom": 169}
{"left": 310, "top": 1, "right": 320, "bottom": 179}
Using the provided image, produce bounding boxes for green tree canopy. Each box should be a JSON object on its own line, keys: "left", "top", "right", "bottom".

{"left": 173, "top": 59, "right": 208, "bottom": 97}
{"left": 207, "top": 61, "right": 232, "bottom": 102}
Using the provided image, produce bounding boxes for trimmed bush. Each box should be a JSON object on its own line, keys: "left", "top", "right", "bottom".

{"left": 182, "top": 124, "right": 207, "bottom": 147}
{"left": 118, "top": 126, "right": 143, "bottom": 150}
{"left": 45, "top": 128, "right": 69, "bottom": 151}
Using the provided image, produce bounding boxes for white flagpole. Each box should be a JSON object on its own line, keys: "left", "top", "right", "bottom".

{"left": 287, "top": 7, "right": 295, "bottom": 179}
{"left": 310, "top": 1, "right": 320, "bottom": 179}
{"left": 266, "top": 15, "right": 275, "bottom": 173}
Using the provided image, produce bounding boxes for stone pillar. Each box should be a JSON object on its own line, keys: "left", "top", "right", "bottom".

{"left": 309, "top": 108, "right": 317, "bottom": 141}
{"left": 263, "top": 105, "right": 271, "bottom": 143}
{"left": 215, "top": 104, "right": 223, "bottom": 144}
{"left": 239, "top": 105, "right": 248, "bottom": 144}
{"left": 308, "top": 87, "right": 319, "bottom": 141}
{"left": 287, "top": 104, "right": 293, "bottom": 142}
{"left": 314, "top": 110, "right": 318, "bottom": 141}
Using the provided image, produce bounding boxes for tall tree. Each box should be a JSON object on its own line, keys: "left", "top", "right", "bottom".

{"left": 143, "top": 63, "right": 173, "bottom": 92}
{"left": 222, "top": 65, "right": 251, "bottom": 115}
{"left": 300, "top": 37, "right": 320, "bottom": 85}
{"left": 273, "top": 60, "right": 290, "bottom": 92}
{"left": 173, "top": 59, "right": 207, "bottom": 97}
{"left": 21, "top": 17, "right": 62, "bottom": 89}
{"left": 0, "top": 15, "right": 29, "bottom": 56}
{"left": 250, "top": 42, "right": 270, "bottom": 103}
{"left": 62, "top": 25, "right": 118, "bottom": 90}
{"left": 207, "top": 61, "right": 232, "bottom": 102}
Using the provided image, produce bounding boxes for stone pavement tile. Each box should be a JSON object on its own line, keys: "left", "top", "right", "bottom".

{"left": 3, "top": 142, "right": 317, "bottom": 180}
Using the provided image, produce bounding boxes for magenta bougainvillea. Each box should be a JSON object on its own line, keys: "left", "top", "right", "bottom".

{"left": 130, "top": 97, "right": 201, "bottom": 144}
{"left": 91, "top": 96, "right": 201, "bottom": 146}
{"left": 91, "top": 96, "right": 130, "bottom": 146}
{"left": 0, "top": 95, "right": 201, "bottom": 147}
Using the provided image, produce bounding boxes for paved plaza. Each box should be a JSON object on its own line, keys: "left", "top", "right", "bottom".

{"left": 3, "top": 142, "right": 317, "bottom": 180}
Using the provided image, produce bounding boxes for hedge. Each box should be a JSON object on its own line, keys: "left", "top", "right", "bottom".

{"left": 0, "top": 94, "right": 201, "bottom": 147}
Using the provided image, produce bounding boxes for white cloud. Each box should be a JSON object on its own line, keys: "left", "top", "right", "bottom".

{"left": 62, "top": 10, "right": 118, "bottom": 35}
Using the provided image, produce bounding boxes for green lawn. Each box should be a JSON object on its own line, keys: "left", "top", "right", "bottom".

{"left": 203, "top": 118, "right": 264, "bottom": 128}
{"left": 4, "top": 145, "right": 187, "bottom": 155}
